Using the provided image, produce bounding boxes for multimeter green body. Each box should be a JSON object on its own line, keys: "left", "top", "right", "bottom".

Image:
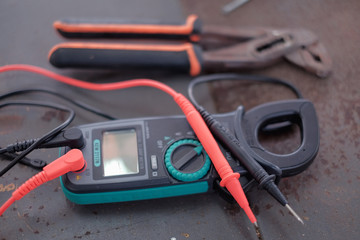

{"left": 61, "top": 99, "right": 319, "bottom": 205}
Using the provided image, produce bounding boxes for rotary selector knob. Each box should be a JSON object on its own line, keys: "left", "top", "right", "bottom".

{"left": 164, "top": 139, "right": 211, "bottom": 182}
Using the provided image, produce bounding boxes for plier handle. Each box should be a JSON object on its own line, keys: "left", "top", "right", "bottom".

{"left": 53, "top": 15, "right": 202, "bottom": 41}
{"left": 49, "top": 15, "right": 332, "bottom": 78}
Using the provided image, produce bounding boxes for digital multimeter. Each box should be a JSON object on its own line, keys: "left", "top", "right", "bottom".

{"left": 60, "top": 99, "right": 319, "bottom": 205}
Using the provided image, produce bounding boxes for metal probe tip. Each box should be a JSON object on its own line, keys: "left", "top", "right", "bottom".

{"left": 253, "top": 222, "right": 265, "bottom": 240}
{"left": 285, "top": 204, "right": 304, "bottom": 225}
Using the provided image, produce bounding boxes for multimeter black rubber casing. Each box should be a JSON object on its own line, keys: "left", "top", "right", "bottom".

{"left": 61, "top": 99, "right": 319, "bottom": 205}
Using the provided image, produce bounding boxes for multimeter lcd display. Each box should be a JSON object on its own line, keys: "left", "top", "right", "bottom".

{"left": 102, "top": 129, "right": 139, "bottom": 177}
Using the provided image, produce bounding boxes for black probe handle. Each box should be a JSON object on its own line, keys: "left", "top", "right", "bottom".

{"left": 202, "top": 109, "right": 265, "bottom": 176}
{"left": 198, "top": 107, "right": 288, "bottom": 206}
{"left": 198, "top": 107, "right": 281, "bottom": 177}
{"left": 53, "top": 15, "right": 202, "bottom": 41}
{"left": 48, "top": 43, "right": 203, "bottom": 76}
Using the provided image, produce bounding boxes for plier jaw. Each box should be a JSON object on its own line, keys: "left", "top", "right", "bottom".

{"left": 285, "top": 41, "right": 332, "bottom": 78}
{"left": 202, "top": 29, "right": 296, "bottom": 70}
{"left": 202, "top": 27, "right": 332, "bottom": 77}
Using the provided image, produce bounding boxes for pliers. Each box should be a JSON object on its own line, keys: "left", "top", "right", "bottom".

{"left": 49, "top": 15, "right": 332, "bottom": 78}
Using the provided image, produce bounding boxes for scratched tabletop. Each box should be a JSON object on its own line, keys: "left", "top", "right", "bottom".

{"left": 0, "top": 1, "right": 359, "bottom": 240}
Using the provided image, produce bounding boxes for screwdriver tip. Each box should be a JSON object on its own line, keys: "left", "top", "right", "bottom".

{"left": 285, "top": 204, "right": 304, "bottom": 225}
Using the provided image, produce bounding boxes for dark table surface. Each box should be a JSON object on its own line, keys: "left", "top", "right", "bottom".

{"left": 0, "top": 1, "right": 359, "bottom": 239}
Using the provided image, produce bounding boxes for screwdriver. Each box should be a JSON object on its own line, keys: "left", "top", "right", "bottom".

{"left": 197, "top": 106, "right": 304, "bottom": 225}
{"left": 222, "top": 0, "right": 250, "bottom": 15}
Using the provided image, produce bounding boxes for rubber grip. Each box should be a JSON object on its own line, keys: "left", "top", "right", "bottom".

{"left": 48, "top": 43, "right": 203, "bottom": 76}
{"left": 54, "top": 15, "right": 202, "bottom": 42}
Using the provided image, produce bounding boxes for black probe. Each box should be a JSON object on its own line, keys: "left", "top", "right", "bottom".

{"left": 188, "top": 73, "right": 304, "bottom": 224}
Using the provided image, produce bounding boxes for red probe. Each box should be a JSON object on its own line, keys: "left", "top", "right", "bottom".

{"left": 0, "top": 64, "right": 257, "bottom": 225}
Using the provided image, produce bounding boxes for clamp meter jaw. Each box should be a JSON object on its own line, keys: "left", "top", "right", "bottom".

{"left": 60, "top": 99, "right": 319, "bottom": 205}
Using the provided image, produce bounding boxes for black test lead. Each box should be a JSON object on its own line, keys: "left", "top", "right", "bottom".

{"left": 188, "top": 73, "right": 306, "bottom": 225}
{"left": 198, "top": 105, "right": 304, "bottom": 225}
{"left": 0, "top": 64, "right": 258, "bottom": 234}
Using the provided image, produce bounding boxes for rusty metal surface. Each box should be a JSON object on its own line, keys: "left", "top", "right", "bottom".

{"left": 181, "top": 1, "right": 360, "bottom": 239}
{"left": 0, "top": 0, "right": 359, "bottom": 240}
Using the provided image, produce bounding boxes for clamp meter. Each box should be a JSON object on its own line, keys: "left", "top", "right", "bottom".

{"left": 61, "top": 115, "right": 220, "bottom": 204}
{"left": 61, "top": 99, "right": 319, "bottom": 205}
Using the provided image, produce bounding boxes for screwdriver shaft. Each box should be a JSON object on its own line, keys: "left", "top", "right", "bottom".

{"left": 223, "top": 0, "right": 250, "bottom": 14}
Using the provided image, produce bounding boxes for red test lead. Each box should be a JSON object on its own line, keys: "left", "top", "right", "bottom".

{"left": 0, "top": 64, "right": 257, "bottom": 226}
{"left": 0, "top": 149, "right": 86, "bottom": 216}
{"left": 174, "top": 93, "right": 257, "bottom": 224}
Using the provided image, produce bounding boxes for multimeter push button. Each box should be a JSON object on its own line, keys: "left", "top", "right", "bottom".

{"left": 164, "top": 139, "right": 210, "bottom": 182}
{"left": 151, "top": 155, "right": 158, "bottom": 170}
